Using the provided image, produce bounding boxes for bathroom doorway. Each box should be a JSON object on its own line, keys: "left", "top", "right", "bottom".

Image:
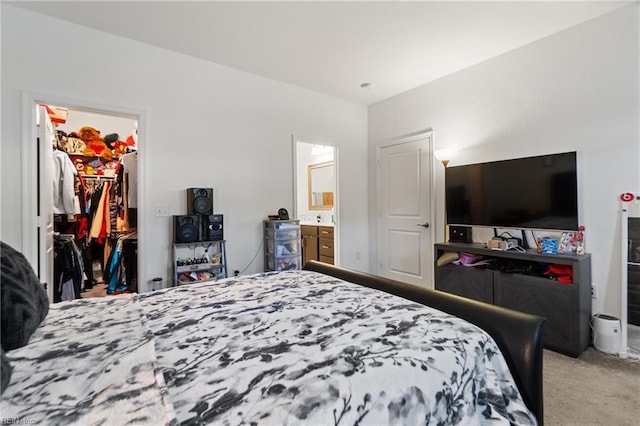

{"left": 293, "top": 135, "right": 339, "bottom": 265}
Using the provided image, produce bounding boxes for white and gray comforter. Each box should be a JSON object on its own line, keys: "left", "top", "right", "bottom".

{"left": 1, "top": 270, "right": 537, "bottom": 425}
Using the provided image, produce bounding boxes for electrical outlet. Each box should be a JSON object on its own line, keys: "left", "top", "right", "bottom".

{"left": 591, "top": 283, "right": 598, "bottom": 299}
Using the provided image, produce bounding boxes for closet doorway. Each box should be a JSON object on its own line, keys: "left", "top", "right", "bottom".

{"left": 22, "top": 94, "right": 143, "bottom": 302}
{"left": 293, "top": 135, "right": 339, "bottom": 266}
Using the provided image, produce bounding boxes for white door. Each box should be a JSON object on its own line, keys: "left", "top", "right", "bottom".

{"left": 378, "top": 133, "right": 433, "bottom": 287}
{"left": 37, "top": 105, "right": 55, "bottom": 302}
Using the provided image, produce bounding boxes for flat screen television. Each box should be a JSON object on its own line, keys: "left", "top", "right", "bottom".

{"left": 445, "top": 151, "right": 579, "bottom": 231}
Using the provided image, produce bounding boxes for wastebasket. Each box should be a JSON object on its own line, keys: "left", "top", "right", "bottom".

{"left": 592, "top": 314, "right": 621, "bottom": 354}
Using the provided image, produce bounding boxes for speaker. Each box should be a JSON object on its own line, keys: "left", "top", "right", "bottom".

{"left": 203, "top": 214, "right": 224, "bottom": 241}
{"left": 449, "top": 226, "right": 472, "bottom": 243}
{"left": 187, "top": 188, "right": 213, "bottom": 215}
{"left": 174, "top": 215, "right": 202, "bottom": 243}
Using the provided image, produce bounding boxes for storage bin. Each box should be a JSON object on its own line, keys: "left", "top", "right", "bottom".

{"left": 266, "top": 254, "right": 300, "bottom": 271}
{"left": 265, "top": 227, "right": 300, "bottom": 240}
{"left": 264, "top": 219, "right": 302, "bottom": 272}
{"left": 265, "top": 238, "right": 300, "bottom": 256}
{"left": 264, "top": 219, "right": 301, "bottom": 240}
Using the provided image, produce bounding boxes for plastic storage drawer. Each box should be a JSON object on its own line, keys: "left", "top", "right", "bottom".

{"left": 265, "top": 227, "right": 300, "bottom": 240}
{"left": 266, "top": 254, "right": 301, "bottom": 271}
{"left": 265, "top": 238, "right": 300, "bottom": 256}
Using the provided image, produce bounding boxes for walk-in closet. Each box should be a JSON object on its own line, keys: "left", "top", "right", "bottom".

{"left": 44, "top": 105, "right": 139, "bottom": 300}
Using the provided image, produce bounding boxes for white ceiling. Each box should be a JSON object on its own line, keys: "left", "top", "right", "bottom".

{"left": 8, "top": 1, "right": 632, "bottom": 105}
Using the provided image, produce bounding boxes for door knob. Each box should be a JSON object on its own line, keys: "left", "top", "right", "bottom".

{"left": 417, "top": 223, "right": 430, "bottom": 228}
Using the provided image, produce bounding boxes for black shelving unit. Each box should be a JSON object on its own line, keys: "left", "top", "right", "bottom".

{"left": 434, "top": 242, "right": 591, "bottom": 357}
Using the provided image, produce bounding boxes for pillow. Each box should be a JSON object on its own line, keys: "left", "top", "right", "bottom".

{"left": 1, "top": 241, "right": 49, "bottom": 352}
{"left": 1, "top": 348, "right": 12, "bottom": 394}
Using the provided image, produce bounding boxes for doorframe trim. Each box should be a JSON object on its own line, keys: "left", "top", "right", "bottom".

{"left": 375, "top": 129, "right": 436, "bottom": 285}
{"left": 20, "top": 91, "right": 147, "bottom": 287}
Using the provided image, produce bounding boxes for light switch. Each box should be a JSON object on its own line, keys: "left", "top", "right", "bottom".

{"left": 155, "top": 205, "right": 170, "bottom": 217}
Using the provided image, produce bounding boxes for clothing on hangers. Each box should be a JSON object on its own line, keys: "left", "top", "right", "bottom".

{"left": 52, "top": 149, "right": 80, "bottom": 215}
{"left": 53, "top": 234, "right": 83, "bottom": 302}
{"left": 104, "top": 231, "right": 137, "bottom": 295}
{"left": 120, "top": 151, "right": 137, "bottom": 208}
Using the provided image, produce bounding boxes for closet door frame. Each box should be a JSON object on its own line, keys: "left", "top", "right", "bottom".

{"left": 20, "top": 91, "right": 147, "bottom": 293}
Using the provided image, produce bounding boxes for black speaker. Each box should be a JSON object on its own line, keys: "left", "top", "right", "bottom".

{"left": 174, "top": 215, "right": 202, "bottom": 243}
{"left": 449, "top": 226, "right": 472, "bottom": 243}
{"left": 203, "top": 214, "right": 224, "bottom": 241}
{"left": 187, "top": 188, "right": 213, "bottom": 215}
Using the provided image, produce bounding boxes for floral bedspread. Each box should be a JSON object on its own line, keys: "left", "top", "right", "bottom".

{"left": 0, "top": 295, "right": 176, "bottom": 425}
{"left": 2, "top": 270, "right": 536, "bottom": 425}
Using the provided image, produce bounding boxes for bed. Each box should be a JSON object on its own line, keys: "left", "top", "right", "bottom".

{"left": 1, "top": 249, "right": 544, "bottom": 426}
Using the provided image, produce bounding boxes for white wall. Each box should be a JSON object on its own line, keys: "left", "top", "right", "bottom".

{"left": 1, "top": 5, "right": 369, "bottom": 290}
{"left": 369, "top": 4, "right": 639, "bottom": 317}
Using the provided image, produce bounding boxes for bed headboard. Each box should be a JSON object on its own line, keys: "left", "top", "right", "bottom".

{"left": 303, "top": 260, "right": 545, "bottom": 424}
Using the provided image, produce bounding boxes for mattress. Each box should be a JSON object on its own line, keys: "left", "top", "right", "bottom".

{"left": 1, "top": 270, "right": 536, "bottom": 425}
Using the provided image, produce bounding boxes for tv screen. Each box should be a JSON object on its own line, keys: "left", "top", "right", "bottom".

{"left": 445, "top": 152, "right": 578, "bottom": 231}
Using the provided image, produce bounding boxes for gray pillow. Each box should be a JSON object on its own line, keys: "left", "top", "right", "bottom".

{"left": 1, "top": 241, "right": 49, "bottom": 352}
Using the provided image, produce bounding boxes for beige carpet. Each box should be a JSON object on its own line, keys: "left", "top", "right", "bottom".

{"left": 544, "top": 347, "right": 640, "bottom": 425}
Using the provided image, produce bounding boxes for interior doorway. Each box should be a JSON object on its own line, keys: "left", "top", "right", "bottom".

{"left": 293, "top": 135, "right": 339, "bottom": 265}
{"left": 23, "top": 94, "right": 142, "bottom": 302}
{"left": 377, "top": 131, "right": 435, "bottom": 287}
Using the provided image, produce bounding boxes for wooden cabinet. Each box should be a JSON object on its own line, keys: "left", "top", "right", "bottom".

{"left": 301, "top": 225, "right": 334, "bottom": 266}
{"left": 301, "top": 225, "right": 319, "bottom": 265}
{"left": 434, "top": 242, "right": 591, "bottom": 357}
{"left": 318, "top": 226, "right": 334, "bottom": 265}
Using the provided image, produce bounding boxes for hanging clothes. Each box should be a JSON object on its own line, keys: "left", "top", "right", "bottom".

{"left": 53, "top": 234, "right": 84, "bottom": 302}
{"left": 120, "top": 151, "right": 137, "bottom": 209}
{"left": 89, "top": 181, "right": 110, "bottom": 241}
{"left": 52, "top": 149, "right": 80, "bottom": 215}
{"left": 104, "top": 232, "right": 137, "bottom": 295}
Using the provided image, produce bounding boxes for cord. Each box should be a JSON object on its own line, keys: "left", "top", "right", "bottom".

{"left": 505, "top": 242, "right": 526, "bottom": 253}
{"left": 499, "top": 231, "right": 518, "bottom": 240}
{"left": 238, "top": 239, "right": 265, "bottom": 274}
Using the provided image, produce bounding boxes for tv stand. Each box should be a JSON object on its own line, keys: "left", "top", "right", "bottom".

{"left": 434, "top": 242, "right": 591, "bottom": 357}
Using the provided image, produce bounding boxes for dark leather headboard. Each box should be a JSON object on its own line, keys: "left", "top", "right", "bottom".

{"left": 302, "top": 260, "right": 545, "bottom": 424}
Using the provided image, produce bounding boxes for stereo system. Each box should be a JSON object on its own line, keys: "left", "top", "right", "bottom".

{"left": 174, "top": 215, "right": 202, "bottom": 243}
{"left": 187, "top": 187, "right": 213, "bottom": 215}
{"left": 449, "top": 225, "right": 472, "bottom": 243}
{"left": 203, "top": 214, "right": 224, "bottom": 241}
{"left": 174, "top": 189, "right": 223, "bottom": 243}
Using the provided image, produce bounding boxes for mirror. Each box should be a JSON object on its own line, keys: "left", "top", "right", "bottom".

{"left": 308, "top": 161, "right": 334, "bottom": 210}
